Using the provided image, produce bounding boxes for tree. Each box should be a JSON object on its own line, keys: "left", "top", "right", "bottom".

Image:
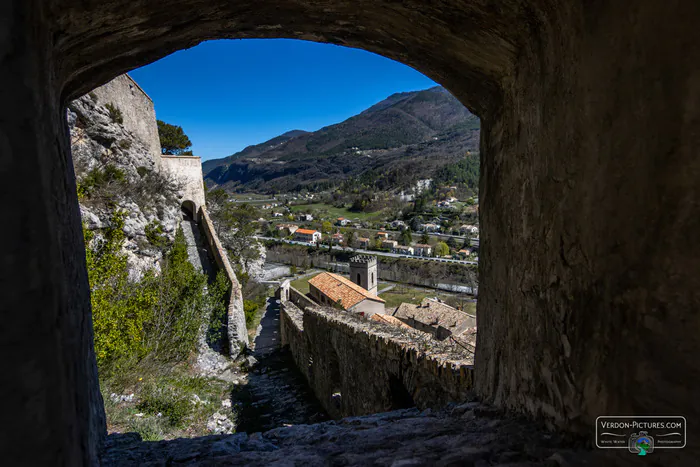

{"left": 447, "top": 236, "right": 458, "bottom": 250}
{"left": 157, "top": 120, "right": 193, "bottom": 155}
{"left": 435, "top": 241, "right": 450, "bottom": 257}
{"left": 346, "top": 230, "right": 355, "bottom": 247}
{"left": 420, "top": 233, "right": 430, "bottom": 244}
{"left": 321, "top": 221, "right": 332, "bottom": 234}
{"left": 399, "top": 228, "right": 412, "bottom": 246}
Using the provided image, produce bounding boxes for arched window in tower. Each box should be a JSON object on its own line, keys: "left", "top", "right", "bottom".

{"left": 356, "top": 273, "right": 361, "bottom": 285}
{"left": 371, "top": 272, "right": 374, "bottom": 285}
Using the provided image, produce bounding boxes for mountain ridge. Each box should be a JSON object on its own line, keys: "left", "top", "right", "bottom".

{"left": 202, "top": 86, "right": 479, "bottom": 193}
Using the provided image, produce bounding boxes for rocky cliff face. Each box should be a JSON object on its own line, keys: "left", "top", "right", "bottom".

{"left": 68, "top": 77, "right": 180, "bottom": 277}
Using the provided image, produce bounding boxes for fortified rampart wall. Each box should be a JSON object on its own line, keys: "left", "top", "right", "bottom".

{"left": 280, "top": 295, "right": 474, "bottom": 419}
{"left": 199, "top": 206, "right": 249, "bottom": 356}
{"left": 162, "top": 155, "right": 207, "bottom": 218}
{"left": 90, "top": 74, "right": 162, "bottom": 170}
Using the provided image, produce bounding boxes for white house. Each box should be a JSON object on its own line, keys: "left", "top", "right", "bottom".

{"left": 414, "top": 244, "right": 433, "bottom": 256}
{"left": 459, "top": 224, "right": 479, "bottom": 235}
{"left": 394, "top": 245, "right": 414, "bottom": 255}
{"left": 294, "top": 228, "right": 322, "bottom": 244}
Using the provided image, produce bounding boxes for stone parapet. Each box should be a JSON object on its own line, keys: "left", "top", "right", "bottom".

{"left": 279, "top": 299, "right": 474, "bottom": 419}
{"left": 199, "top": 206, "right": 249, "bottom": 355}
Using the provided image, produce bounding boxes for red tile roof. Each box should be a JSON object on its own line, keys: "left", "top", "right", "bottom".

{"left": 296, "top": 228, "right": 318, "bottom": 235}
{"left": 371, "top": 313, "right": 415, "bottom": 330}
{"left": 309, "top": 272, "right": 385, "bottom": 310}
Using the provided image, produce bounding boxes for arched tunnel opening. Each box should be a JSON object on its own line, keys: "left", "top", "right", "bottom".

{"left": 181, "top": 200, "right": 197, "bottom": 220}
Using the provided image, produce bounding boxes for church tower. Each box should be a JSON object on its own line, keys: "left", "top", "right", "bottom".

{"left": 349, "top": 255, "right": 378, "bottom": 295}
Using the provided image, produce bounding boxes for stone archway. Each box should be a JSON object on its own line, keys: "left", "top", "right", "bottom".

{"left": 2, "top": 1, "right": 699, "bottom": 465}
{"left": 181, "top": 200, "right": 197, "bottom": 219}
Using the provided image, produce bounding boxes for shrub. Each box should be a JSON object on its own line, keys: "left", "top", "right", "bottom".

{"left": 105, "top": 102, "right": 124, "bottom": 124}
{"left": 118, "top": 139, "right": 132, "bottom": 150}
{"left": 206, "top": 271, "right": 231, "bottom": 346}
{"left": 137, "top": 380, "right": 192, "bottom": 427}
{"left": 144, "top": 220, "right": 167, "bottom": 250}
{"left": 89, "top": 92, "right": 98, "bottom": 102}
{"left": 128, "top": 417, "right": 164, "bottom": 441}
{"left": 136, "top": 166, "right": 150, "bottom": 178}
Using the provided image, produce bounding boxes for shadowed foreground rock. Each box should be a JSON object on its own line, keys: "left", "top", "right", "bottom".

{"left": 102, "top": 403, "right": 612, "bottom": 467}
{"left": 2, "top": 0, "right": 698, "bottom": 464}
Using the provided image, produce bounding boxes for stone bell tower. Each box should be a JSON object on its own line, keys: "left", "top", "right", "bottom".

{"left": 349, "top": 255, "right": 378, "bottom": 295}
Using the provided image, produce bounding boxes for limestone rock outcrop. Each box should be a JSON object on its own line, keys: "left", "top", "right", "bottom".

{"left": 68, "top": 76, "right": 180, "bottom": 278}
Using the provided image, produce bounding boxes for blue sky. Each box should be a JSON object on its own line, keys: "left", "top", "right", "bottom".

{"left": 130, "top": 39, "right": 436, "bottom": 161}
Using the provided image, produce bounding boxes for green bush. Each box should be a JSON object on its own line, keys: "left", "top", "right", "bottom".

{"left": 137, "top": 380, "right": 192, "bottom": 427}
{"left": 85, "top": 216, "right": 214, "bottom": 375}
{"left": 136, "top": 166, "right": 150, "bottom": 178}
{"left": 206, "top": 271, "right": 231, "bottom": 346}
{"left": 144, "top": 220, "right": 167, "bottom": 250}
{"left": 118, "top": 139, "right": 132, "bottom": 150}
{"left": 105, "top": 102, "right": 124, "bottom": 124}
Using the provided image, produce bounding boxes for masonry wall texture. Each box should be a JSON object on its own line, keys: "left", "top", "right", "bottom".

{"left": 200, "top": 207, "right": 249, "bottom": 355}
{"left": 280, "top": 298, "right": 474, "bottom": 419}
{"left": 161, "top": 155, "right": 207, "bottom": 219}
{"left": 88, "top": 75, "right": 162, "bottom": 170}
{"left": 2, "top": 0, "right": 698, "bottom": 465}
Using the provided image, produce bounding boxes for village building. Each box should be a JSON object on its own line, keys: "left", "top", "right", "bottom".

{"left": 272, "top": 212, "right": 284, "bottom": 217}
{"left": 393, "top": 245, "right": 414, "bottom": 255}
{"left": 413, "top": 244, "right": 433, "bottom": 256}
{"left": 276, "top": 223, "right": 299, "bottom": 235}
{"left": 308, "top": 272, "right": 385, "bottom": 317}
{"left": 331, "top": 232, "right": 344, "bottom": 244}
{"left": 294, "top": 228, "right": 322, "bottom": 244}
{"left": 376, "top": 231, "right": 390, "bottom": 239}
{"left": 392, "top": 298, "right": 476, "bottom": 340}
{"left": 459, "top": 224, "right": 479, "bottom": 235}
{"left": 357, "top": 237, "right": 370, "bottom": 249}
{"left": 421, "top": 223, "right": 441, "bottom": 232}
{"left": 370, "top": 313, "right": 417, "bottom": 331}
{"left": 381, "top": 239, "right": 398, "bottom": 250}
{"left": 389, "top": 220, "right": 406, "bottom": 229}
{"left": 336, "top": 217, "right": 351, "bottom": 226}
{"left": 456, "top": 249, "right": 472, "bottom": 259}
{"left": 296, "top": 213, "right": 314, "bottom": 221}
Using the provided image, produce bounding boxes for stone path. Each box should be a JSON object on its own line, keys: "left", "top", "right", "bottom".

{"left": 180, "top": 215, "right": 215, "bottom": 280}
{"left": 232, "top": 298, "right": 328, "bottom": 433}
{"left": 101, "top": 402, "right": 624, "bottom": 466}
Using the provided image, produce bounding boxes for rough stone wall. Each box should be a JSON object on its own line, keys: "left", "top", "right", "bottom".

{"left": 280, "top": 301, "right": 474, "bottom": 419}
{"left": 3, "top": 1, "right": 699, "bottom": 465}
{"left": 475, "top": 1, "right": 700, "bottom": 439}
{"left": 199, "top": 207, "right": 249, "bottom": 356}
{"left": 88, "top": 75, "right": 162, "bottom": 170}
{"left": 161, "top": 156, "right": 207, "bottom": 217}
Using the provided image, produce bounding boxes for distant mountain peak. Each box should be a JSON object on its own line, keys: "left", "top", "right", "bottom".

{"left": 202, "top": 86, "right": 479, "bottom": 193}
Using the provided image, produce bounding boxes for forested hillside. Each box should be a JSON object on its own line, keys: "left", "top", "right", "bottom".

{"left": 202, "top": 86, "right": 479, "bottom": 193}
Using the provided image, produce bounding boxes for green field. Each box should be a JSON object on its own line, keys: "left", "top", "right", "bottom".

{"left": 290, "top": 274, "right": 318, "bottom": 294}
{"left": 289, "top": 203, "right": 384, "bottom": 222}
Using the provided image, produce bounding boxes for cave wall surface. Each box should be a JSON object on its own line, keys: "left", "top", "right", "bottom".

{"left": 1, "top": 0, "right": 698, "bottom": 465}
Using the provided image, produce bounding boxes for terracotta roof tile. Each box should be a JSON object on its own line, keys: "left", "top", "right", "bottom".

{"left": 371, "top": 313, "right": 415, "bottom": 330}
{"left": 296, "top": 228, "right": 318, "bottom": 235}
{"left": 308, "top": 272, "right": 384, "bottom": 310}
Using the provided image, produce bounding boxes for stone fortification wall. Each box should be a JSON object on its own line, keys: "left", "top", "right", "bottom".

{"left": 280, "top": 300, "right": 474, "bottom": 419}
{"left": 199, "top": 206, "right": 249, "bottom": 356}
{"left": 161, "top": 156, "right": 207, "bottom": 217}
{"left": 89, "top": 74, "right": 162, "bottom": 170}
